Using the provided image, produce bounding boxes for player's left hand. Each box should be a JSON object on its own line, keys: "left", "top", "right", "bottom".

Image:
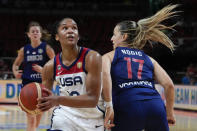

{"left": 37, "top": 88, "right": 59, "bottom": 112}
{"left": 104, "top": 106, "right": 115, "bottom": 129}
{"left": 32, "top": 64, "right": 43, "bottom": 73}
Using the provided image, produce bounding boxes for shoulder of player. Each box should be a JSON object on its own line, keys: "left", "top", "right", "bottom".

{"left": 19, "top": 47, "right": 24, "bottom": 52}
{"left": 85, "top": 50, "right": 102, "bottom": 70}
{"left": 17, "top": 47, "right": 24, "bottom": 56}
{"left": 148, "top": 56, "right": 156, "bottom": 64}
{"left": 103, "top": 50, "right": 114, "bottom": 57}
{"left": 102, "top": 50, "right": 115, "bottom": 62}
{"left": 46, "top": 44, "right": 53, "bottom": 50}
{"left": 86, "top": 50, "right": 101, "bottom": 62}
{"left": 46, "top": 44, "right": 55, "bottom": 59}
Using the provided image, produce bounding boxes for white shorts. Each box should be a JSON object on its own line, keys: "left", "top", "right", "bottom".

{"left": 49, "top": 107, "right": 104, "bottom": 131}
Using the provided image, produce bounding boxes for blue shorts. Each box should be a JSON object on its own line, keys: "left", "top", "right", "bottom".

{"left": 112, "top": 98, "right": 169, "bottom": 131}
{"left": 22, "top": 79, "right": 41, "bottom": 87}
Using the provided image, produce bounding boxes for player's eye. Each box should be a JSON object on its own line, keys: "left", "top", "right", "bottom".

{"left": 63, "top": 27, "right": 68, "bottom": 30}
{"left": 72, "top": 26, "right": 77, "bottom": 30}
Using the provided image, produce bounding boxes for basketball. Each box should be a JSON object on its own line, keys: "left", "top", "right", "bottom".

{"left": 18, "top": 82, "right": 49, "bottom": 115}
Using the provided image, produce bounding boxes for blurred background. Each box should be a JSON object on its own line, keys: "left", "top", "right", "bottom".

{"left": 1, "top": 0, "right": 197, "bottom": 130}
{"left": 0, "top": 0, "right": 197, "bottom": 85}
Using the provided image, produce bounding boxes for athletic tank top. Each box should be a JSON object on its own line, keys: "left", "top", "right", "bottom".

{"left": 111, "top": 47, "right": 161, "bottom": 105}
{"left": 22, "top": 42, "right": 48, "bottom": 82}
{"left": 54, "top": 47, "right": 104, "bottom": 119}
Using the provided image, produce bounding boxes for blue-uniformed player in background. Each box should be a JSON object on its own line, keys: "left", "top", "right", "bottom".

{"left": 103, "top": 4, "right": 178, "bottom": 131}
{"left": 12, "top": 21, "right": 55, "bottom": 131}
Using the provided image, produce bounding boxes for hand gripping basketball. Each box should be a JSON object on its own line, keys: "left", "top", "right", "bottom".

{"left": 18, "top": 82, "right": 49, "bottom": 115}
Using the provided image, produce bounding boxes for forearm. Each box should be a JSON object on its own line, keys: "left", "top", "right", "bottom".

{"left": 12, "top": 48, "right": 24, "bottom": 75}
{"left": 12, "top": 62, "right": 21, "bottom": 78}
{"left": 57, "top": 94, "right": 98, "bottom": 108}
{"left": 12, "top": 64, "right": 18, "bottom": 73}
{"left": 102, "top": 54, "right": 113, "bottom": 103}
{"left": 164, "top": 85, "right": 175, "bottom": 115}
{"left": 102, "top": 73, "right": 112, "bottom": 102}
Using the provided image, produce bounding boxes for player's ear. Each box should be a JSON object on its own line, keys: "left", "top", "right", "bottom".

{"left": 55, "top": 34, "right": 59, "bottom": 41}
{"left": 27, "top": 32, "right": 31, "bottom": 38}
{"left": 122, "top": 33, "right": 128, "bottom": 41}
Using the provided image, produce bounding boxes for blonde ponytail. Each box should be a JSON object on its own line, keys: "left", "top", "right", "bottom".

{"left": 136, "top": 4, "right": 180, "bottom": 51}
{"left": 118, "top": 4, "right": 180, "bottom": 51}
{"left": 42, "top": 29, "right": 51, "bottom": 42}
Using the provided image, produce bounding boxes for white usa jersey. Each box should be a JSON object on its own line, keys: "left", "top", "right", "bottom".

{"left": 54, "top": 47, "right": 104, "bottom": 119}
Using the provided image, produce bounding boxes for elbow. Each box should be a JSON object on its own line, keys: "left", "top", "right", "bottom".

{"left": 167, "top": 81, "right": 174, "bottom": 89}
{"left": 163, "top": 81, "right": 174, "bottom": 91}
{"left": 91, "top": 103, "right": 98, "bottom": 108}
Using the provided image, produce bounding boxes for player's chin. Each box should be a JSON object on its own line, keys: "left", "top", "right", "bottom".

{"left": 67, "top": 39, "right": 78, "bottom": 45}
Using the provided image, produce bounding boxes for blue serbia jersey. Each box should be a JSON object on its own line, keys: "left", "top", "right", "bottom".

{"left": 111, "top": 47, "right": 161, "bottom": 104}
{"left": 22, "top": 42, "right": 48, "bottom": 83}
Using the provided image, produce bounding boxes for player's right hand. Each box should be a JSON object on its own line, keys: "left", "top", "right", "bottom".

{"left": 37, "top": 88, "right": 58, "bottom": 112}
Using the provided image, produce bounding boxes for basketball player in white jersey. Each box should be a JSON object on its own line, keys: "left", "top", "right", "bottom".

{"left": 37, "top": 18, "right": 112, "bottom": 131}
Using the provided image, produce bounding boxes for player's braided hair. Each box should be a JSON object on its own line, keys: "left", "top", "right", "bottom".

{"left": 117, "top": 4, "right": 180, "bottom": 52}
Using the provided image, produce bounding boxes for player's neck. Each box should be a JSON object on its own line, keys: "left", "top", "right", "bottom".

{"left": 31, "top": 40, "right": 41, "bottom": 48}
{"left": 61, "top": 45, "right": 80, "bottom": 64}
{"left": 118, "top": 42, "right": 129, "bottom": 48}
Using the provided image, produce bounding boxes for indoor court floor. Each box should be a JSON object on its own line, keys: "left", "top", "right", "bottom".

{"left": 0, "top": 105, "right": 197, "bottom": 131}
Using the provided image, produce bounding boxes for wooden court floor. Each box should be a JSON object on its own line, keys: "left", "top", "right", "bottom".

{"left": 0, "top": 105, "right": 197, "bottom": 131}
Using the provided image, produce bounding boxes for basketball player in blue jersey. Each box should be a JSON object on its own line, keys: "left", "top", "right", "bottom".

{"left": 103, "top": 5, "right": 179, "bottom": 131}
{"left": 12, "top": 21, "right": 55, "bottom": 131}
{"left": 37, "top": 18, "right": 107, "bottom": 131}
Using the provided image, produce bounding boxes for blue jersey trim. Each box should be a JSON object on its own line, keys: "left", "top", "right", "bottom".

{"left": 53, "top": 56, "right": 57, "bottom": 80}
{"left": 49, "top": 106, "right": 62, "bottom": 130}
{"left": 111, "top": 48, "right": 118, "bottom": 66}
{"left": 96, "top": 105, "right": 105, "bottom": 117}
{"left": 82, "top": 49, "right": 90, "bottom": 74}
{"left": 145, "top": 55, "right": 154, "bottom": 73}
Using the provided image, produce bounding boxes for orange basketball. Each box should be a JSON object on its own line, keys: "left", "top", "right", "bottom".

{"left": 18, "top": 82, "right": 49, "bottom": 115}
